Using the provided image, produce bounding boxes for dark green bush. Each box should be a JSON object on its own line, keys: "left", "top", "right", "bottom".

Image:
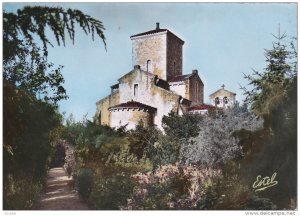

{"left": 88, "top": 174, "right": 136, "bottom": 210}
{"left": 3, "top": 83, "right": 63, "bottom": 210}
{"left": 162, "top": 112, "right": 202, "bottom": 140}
{"left": 4, "top": 175, "right": 42, "bottom": 210}
{"left": 77, "top": 168, "right": 94, "bottom": 200}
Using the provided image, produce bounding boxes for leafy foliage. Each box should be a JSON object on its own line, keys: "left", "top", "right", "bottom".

{"left": 242, "top": 32, "right": 296, "bottom": 119}
{"left": 240, "top": 32, "right": 297, "bottom": 209}
{"left": 4, "top": 174, "right": 43, "bottom": 210}
{"left": 4, "top": 6, "right": 106, "bottom": 55}
{"left": 3, "top": 6, "right": 106, "bottom": 103}
{"left": 89, "top": 174, "right": 136, "bottom": 210}
{"left": 3, "top": 6, "right": 107, "bottom": 209}
{"left": 77, "top": 168, "right": 94, "bottom": 200}
{"left": 3, "top": 84, "right": 63, "bottom": 209}
{"left": 180, "top": 110, "right": 263, "bottom": 167}
{"left": 162, "top": 112, "right": 202, "bottom": 141}
{"left": 127, "top": 121, "right": 161, "bottom": 160}
{"left": 127, "top": 121, "right": 181, "bottom": 169}
{"left": 123, "top": 164, "right": 222, "bottom": 210}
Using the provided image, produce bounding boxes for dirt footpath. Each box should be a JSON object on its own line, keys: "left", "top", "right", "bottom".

{"left": 33, "top": 167, "right": 90, "bottom": 210}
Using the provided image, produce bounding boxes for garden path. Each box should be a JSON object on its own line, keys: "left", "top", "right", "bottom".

{"left": 33, "top": 167, "right": 89, "bottom": 210}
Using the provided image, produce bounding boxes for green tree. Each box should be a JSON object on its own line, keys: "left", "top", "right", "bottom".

{"left": 242, "top": 32, "right": 296, "bottom": 127}
{"left": 3, "top": 87, "right": 64, "bottom": 209}
{"left": 128, "top": 121, "right": 161, "bottom": 160}
{"left": 241, "top": 31, "right": 297, "bottom": 208}
{"left": 3, "top": 6, "right": 107, "bottom": 209}
{"left": 162, "top": 112, "right": 203, "bottom": 141}
{"left": 181, "top": 110, "right": 262, "bottom": 167}
{"left": 3, "top": 6, "right": 106, "bottom": 103}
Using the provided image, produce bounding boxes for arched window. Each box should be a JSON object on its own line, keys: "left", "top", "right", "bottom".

{"left": 134, "top": 84, "right": 138, "bottom": 96}
{"left": 215, "top": 97, "right": 220, "bottom": 105}
{"left": 147, "top": 60, "right": 152, "bottom": 72}
{"left": 223, "top": 97, "right": 229, "bottom": 104}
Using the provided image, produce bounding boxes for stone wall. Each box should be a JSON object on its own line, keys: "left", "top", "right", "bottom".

{"left": 110, "top": 109, "right": 155, "bottom": 130}
{"left": 209, "top": 90, "right": 236, "bottom": 108}
{"left": 166, "top": 33, "right": 183, "bottom": 80}
{"left": 169, "top": 82, "right": 186, "bottom": 99}
{"left": 118, "top": 68, "right": 182, "bottom": 130}
{"left": 95, "top": 90, "right": 120, "bottom": 126}
{"left": 188, "top": 74, "right": 204, "bottom": 105}
{"left": 132, "top": 33, "right": 167, "bottom": 80}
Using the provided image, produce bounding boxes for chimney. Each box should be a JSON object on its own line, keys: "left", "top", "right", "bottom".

{"left": 156, "top": 22, "right": 160, "bottom": 30}
{"left": 134, "top": 65, "right": 140, "bottom": 70}
{"left": 192, "top": 69, "right": 198, "bottom": 75}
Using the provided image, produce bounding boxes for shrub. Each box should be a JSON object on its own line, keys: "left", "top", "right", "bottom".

{"left": 181, "top": 110, "right": 263, "bottom": 167}
{"left": 77, "top": 168, "right": 94, "bottom": 200}
{"left": 4, "top": 174, "right": 42, "bottom": 210}
{"left": 136, "top": 179, "right": 176, "bottom": 210}
{"left": 162, "top": 112, "right": 202, "bottom": 141}
{"left": 125, "top": 164, "right": 222, "bottom": 210}
{"left": 89, "top": 174, "right": 136, "bottom": 210}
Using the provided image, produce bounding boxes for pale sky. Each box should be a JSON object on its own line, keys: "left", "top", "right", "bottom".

{"left": 3, "top": 2, "right": 297, "bottom": 121}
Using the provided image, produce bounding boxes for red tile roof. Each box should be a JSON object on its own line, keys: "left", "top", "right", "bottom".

{"left": 188, "top": 104, "right": 216, "bottom": 111}
{"left": 108, "top": 101, "right": 157, "bottom": 112}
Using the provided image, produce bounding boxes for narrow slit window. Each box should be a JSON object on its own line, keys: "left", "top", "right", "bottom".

{"left": 173, "top": 61, "right": 176, "bottom": 74}
{"left": 98, "top": 112, "right": 101, "bottom": 124}
{"left": 147, "top": 60, "right": 152, "bottom": 72}
{"left": 134, "top": 84, "right": 138, "bottom": 96}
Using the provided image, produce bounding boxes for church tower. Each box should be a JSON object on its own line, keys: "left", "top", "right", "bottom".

{"left": 130, "top": 23, "right": 184, "bottom": 81}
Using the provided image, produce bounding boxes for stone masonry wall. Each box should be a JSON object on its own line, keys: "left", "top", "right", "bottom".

{"left": 209, "top": 90, "right": 235, "bottom": 108}
{"left": 118, "top": 68, "right": 181, "bottom": 130}
{"left": 132, "top": 33, "right": 167, "bottom": 80}
{"left": 95, "top": 90, "right": 120, "bottom": 126}
{"left": 189, "top": 74, "right": 204, "bottom": 105}
{"left": 169, "top": 82, "right": 186, "bottom": 99}
{"left": 166, "top": 33, "right": 183, "bottom": 80}
{"left": 110, "top": 109, "right": 154, "bottom": 130}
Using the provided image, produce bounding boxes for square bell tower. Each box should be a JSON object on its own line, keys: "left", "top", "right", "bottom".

{"left": 130, "top": 23, "right": 184, "bottom": 81}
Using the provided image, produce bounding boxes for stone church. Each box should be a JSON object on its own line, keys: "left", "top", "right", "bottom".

{"left": 95, "top": 23, "right": 231, "bottom": 130}
{"left": 209, "top": 84, "right": 236, "bottom": 109}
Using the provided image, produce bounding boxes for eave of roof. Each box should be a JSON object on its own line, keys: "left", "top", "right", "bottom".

{"left": 108, "top": 101, "right": 157, "bottom": 112}
{"left": 130, "top": 29, "right": 184, "bottom": 44}
{"left": 168, "top": 74, "right": 192, "bottom": 83}
{"left": 130, "top": 28, "right": 167, "bottom": 38}
{"left": 111, "top": 83, "right": 119, "bottom": 89}
{"left": 209, "top": 89, "right": 236, "bottom": 97}
{"left": 188, "top": 104, "right": 216, "bottom": 111}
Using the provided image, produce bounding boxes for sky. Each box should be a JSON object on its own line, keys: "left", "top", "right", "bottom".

{"left": 3, "top": 2, "right": 297, "bottom": 121}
